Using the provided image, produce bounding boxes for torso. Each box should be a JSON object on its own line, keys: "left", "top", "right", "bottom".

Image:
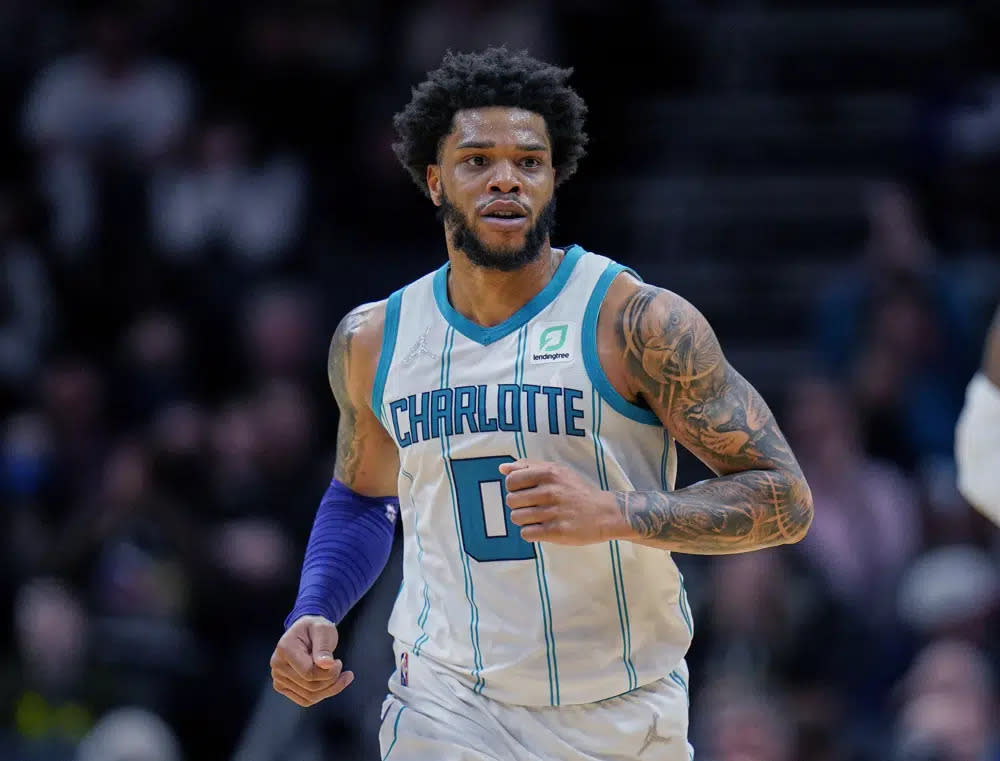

{"left": 366, "top": 245, "right": 694, "bottom": 706}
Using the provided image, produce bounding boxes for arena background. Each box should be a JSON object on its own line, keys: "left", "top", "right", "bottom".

{"left": 2, "top": 1, "right": 999, "bottom": 760}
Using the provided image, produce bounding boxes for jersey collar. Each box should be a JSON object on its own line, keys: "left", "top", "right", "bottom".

{"left": 433, "top": 244, "right": 585, "bottom": 346}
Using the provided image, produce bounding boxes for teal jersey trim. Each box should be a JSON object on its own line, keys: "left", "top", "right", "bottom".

{"left": 515, "top": 325, "right": 560, "bottom": 705}
{"left": 381, "top": 704, "right": 406, "bottom": 760}
{"left": 437, "top": 327, "right": 486, "bottom": 692}
{"left": 669, "top": 669, "right": 690, "bottom": 706}
{"left": 678, "top": 568, "right": 694, "bottom": 635}
{"left": 610, "top": 540, "right": 638, "bottom": 691}
{"left": 534, "top": 545, "right": 559, "bottom": 705}
{"left": 590, "top": 388, "right": 611, "bottom": 490}
{"left": 433, "top": 245, "right": 585, "bottom": 346}
{"left": 582, "top": 261, "right": 661, "bottom": 425}
{"left": 591, "top": 388, "right": 637, "bottom": 692}
{"left": 401, "top": 468, "right": 432, "bottom": 656}
{"left": 513, "top": 326, "right": 528, "bottom": 459}
{"left": 371, "top": 287, "right": 405, "bottom": 414}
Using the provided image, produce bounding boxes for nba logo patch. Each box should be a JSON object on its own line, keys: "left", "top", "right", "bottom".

{"left": 400, "top": 652, "right": 409, "bottom": 686}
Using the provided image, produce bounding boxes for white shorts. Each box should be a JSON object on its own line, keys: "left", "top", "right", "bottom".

{"left": 378, "top": 646, "right": 694, "bottom": 761}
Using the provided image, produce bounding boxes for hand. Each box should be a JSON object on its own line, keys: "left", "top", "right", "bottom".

{"left": 499, "top": 459, "right": 626, "bottom": 546}
{"left": 270, "top": 615, "right": 354, "bottom": 707}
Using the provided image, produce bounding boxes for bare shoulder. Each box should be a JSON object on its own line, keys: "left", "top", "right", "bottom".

{"left": 328, "top": 300, "right": 388, "bottom": 405}
{"left": 984, "top": 303, "right": 1000, "bottom": 386}
{"left": 597, "top": 271, "right": 723, "bottom": 405}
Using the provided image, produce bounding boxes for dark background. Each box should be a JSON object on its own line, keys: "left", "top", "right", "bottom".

{"left": 2, "top": 1, "right": 999, "bottom": 760}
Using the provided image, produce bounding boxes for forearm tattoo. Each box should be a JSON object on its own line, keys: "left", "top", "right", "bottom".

{"left": 615, "top": 285, "right": 813, "bottom": 552}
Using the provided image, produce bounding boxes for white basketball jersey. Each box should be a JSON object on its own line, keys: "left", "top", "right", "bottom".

{"left": 371, "top": 245, "right": 694, "bottom": 707}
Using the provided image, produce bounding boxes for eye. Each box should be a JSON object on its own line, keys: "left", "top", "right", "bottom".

{"left": 521, "top": 157, "right": 542, "bottom": 168}
{"left": 465, "top": 155, "right": 487, "bottom": 167}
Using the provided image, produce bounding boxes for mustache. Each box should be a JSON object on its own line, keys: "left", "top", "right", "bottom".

{"left": 476, "top": 196, "right": 530, "bottom": 214}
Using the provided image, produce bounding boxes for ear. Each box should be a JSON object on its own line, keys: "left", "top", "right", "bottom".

{"left": 426, "top": 165, "right": 442, "bottom": 206}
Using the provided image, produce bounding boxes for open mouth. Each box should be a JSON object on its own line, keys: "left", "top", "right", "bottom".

{"left": 479, "top": 200, "right": 529, "bottom": 229}
{"left": 480, "top": 213, "right": 528, "bottom": 230}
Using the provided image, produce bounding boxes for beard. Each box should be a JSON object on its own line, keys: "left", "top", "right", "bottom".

{"left": 438, "top": 191, "right": 557, "bottom": 272}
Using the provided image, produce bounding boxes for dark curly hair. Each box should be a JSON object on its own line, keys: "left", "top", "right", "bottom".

{"left": 392, "top": 47, "right": 588, "bottom": 197}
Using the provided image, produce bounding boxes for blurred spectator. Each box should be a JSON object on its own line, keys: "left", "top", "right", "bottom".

{"left": 110, "top": 311, "right": 191, "bottom": 426}
{"left": 786, "top": 376, "right": 921, "bottom": 618}
{"left": 956, "top": 303, "right": 1000, "bottom": 527}
{"left": 75, "top": 706, "right": 181, "bottom": 761}
{"left": 149, "top": 115, "right": 306, "bottom": 267}
{"left": 687, "top": 549, "right": 847, "bottom": 688}
{"left": 2, "top": 412, "right": 55, "bottom": 576}
{"left": 147, "top": 401, "right": 209, "bottom": 508}
{"left": 22, "top": 5, "right": 193, "bottom": 257}
{"left": 891, "top": 639, "right": 1000, "bottom": 761}
{"left": 897, "top": 545, "right": 1000, "bottom": 649}
{"left": 812, "top": 181, "right": 978, "bottom": 469}
{"left": 949, "top": 71, "right": 1000, "bottom": 161}
{"left": 242, "top": 284, "right": 321, "bottom": 383}
{"left": 783, "top": 374, "right": 925, "bottom": 733}
{"left": 39, "top": 358, "right": 108, "bottom": 509}
{"left": 242, "top": 4, "right": 378, "bottom": 76}
{"left": 0, "top": 183, "right": 51, "bottom": 405}
{"left": 1, "top": 579, "right": 100, "bottom": 761}
{"left": 398, "top": 1, "right": 558, "bottom": 83}
{"left": 693, "top": 680, "right": 794, "bottom": 761}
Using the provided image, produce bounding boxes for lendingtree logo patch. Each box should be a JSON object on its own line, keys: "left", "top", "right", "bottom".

{"left": 539, "top": 325, "right": 568, "bottom": 352}
{"left": 530, "top": 322, "right": 574, "bottom": 364}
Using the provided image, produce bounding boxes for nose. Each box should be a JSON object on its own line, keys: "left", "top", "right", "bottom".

{"left": 488, "top": 159, "right": 520, "bottom": 195}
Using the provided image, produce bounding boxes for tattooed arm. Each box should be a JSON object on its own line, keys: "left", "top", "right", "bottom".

{"left": 268, "top": 304, "right": 398, "bottom": 708}
{"left": 603, "top": 278, "right": 813, "bottom": 554}
{"left": 328, "top": 301, "right": 400, "bottom": 495}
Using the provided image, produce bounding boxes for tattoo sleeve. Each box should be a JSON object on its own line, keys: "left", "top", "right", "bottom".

{"left": 614, "top": 285, "right": 813, "bottom": 554}
{"left": 328, "top": 304, "right": 391, "bottom": 488}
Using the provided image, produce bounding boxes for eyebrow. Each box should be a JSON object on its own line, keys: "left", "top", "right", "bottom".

{"left": 455, "top": 140, "right": 549, "bottom": 152}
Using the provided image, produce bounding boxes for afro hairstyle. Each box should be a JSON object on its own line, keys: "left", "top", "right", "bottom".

{"left": 392, "top": 46, "right": 588, "bottom": 197}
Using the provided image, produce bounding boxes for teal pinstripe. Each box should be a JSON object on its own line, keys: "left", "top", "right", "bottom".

{"left": 591, "top": 388, "right": 637, "bottom": 691}
{"left": 513, "top": 328, "right": 528, "bottom": 460}
{"left": 678, "top": 569, "right": 694, "bottom": 635}
{"left": 656, "top": 430, "right": 694, "bottom": 637}
{"left": 668, "top": 669, "right": 690, "bottom": 706}
{"left": 514, "top": 326, "right": 560, "bottom": 705}
{"left": 534, "top": 545, "right": 559, "bottom": 705}
{"left": 381, "top": 704, "right": 406, "bottom": 760}
{"left": 400, "top": 468, "right": 432, "bottom": 656}
{"left": 438, "top": 327, "right": 486, "bottom": 692}
{"left": 610, "top": 539, "right": 637, "bottom": 690}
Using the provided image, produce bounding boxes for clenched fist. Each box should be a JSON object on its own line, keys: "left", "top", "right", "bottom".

{"left": 270, "top": 615, "right": 354, "bottom": 707}
{"left": 500, "top": 459, "right": 626, "bottom": 546}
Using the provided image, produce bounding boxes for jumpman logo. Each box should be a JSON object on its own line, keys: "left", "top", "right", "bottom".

{"left": 402, "top": 326, "right": 439, "bottom": 366}
{"left": 637, "top": 715, "right": 672, "bottom": 756}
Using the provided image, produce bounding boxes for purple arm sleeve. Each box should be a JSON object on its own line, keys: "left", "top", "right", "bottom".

{"left": 284, "top": 478, "right": 399, "bottom": 629}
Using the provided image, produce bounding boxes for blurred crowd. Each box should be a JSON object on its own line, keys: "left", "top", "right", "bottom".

{"left": 1, "top": 2, "right": 999, "bottom": 761}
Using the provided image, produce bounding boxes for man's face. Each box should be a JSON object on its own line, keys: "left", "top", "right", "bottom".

{"left": 427, "top": 107, "right": 557, "bottom": 271}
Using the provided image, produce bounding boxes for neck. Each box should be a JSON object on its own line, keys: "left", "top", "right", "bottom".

{"left": 446, "top": 240, "right": 563, "bottom": 328}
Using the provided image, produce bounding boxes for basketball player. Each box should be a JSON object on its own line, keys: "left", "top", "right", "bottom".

{"left": 956, "top": 303, "right": 1000, "bottom": 525}
{"left": 269, "top": 47, "right": 814, "bottom": 760}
